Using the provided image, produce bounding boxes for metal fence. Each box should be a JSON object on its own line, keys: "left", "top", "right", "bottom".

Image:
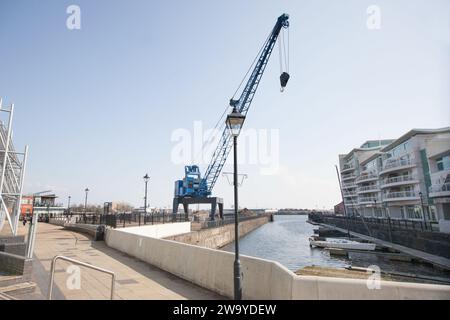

{"left": 199, "top": 213, "right": 270, "bottom": 229}
{"left": 309, "top": 213, "right": 439, "bottom": 232}
{"left": 74, "top": 212, "right": 187, "bottom": 229}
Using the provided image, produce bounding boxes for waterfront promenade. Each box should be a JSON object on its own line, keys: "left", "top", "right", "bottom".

{"left": 11, "top": 223, "right": 223, "bottom": 300}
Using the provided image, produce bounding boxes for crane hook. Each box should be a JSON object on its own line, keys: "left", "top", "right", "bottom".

{"left": 280, "top": 72, "right": 290, "bottom": 93}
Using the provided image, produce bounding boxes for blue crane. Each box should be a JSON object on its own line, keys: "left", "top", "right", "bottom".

{"left": 173, "top": 13, "right": 290, "bottom": 220}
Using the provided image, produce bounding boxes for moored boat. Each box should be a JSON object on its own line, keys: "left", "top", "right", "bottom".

{"left": 309, "top": 236, "right": 376, "bottom": 251}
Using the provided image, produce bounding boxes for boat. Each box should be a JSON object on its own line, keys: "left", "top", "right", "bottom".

{"left": 309, "top": 236, "right": 376, "bottom": 251}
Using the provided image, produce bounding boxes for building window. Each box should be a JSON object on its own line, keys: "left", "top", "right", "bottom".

{"left": 436, "top": 155, "right": 450, "bottom": 171}
{"left": 428, "top": 205, "right": 437, "bottom": 222}
{"left": 402, "top": 205, "right": 422, "bottom": 220}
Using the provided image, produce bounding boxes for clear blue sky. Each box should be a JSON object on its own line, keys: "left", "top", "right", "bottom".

{"left": 1, "top": 0, "right": 449, "bottom": 209}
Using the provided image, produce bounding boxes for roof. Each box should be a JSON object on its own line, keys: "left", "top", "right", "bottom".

{"left": 381, "top": 127, "right": 450, "bottom": 152}
{"left": 342, "top": 145, "right": 383, "bottom": 161}
{"left": 360, "top": 152, "right": 382, "bottom": 166}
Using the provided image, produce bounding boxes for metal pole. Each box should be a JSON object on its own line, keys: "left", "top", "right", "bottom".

{"left": 68, "top": 196, "right": 71, "bottom": 216}
{"left": 84, "top": 188, "right": 89, "bottom": 218}
{"left": 233, "top": 135, "right": 242, "bottom": 300}
{"left": 419, "top": 192, "right": 427, "bottom": 229}
{"left": 13, "top": 145, "right": 28, "bottom": 235}
{"left": 335, "top": 165, "right": 351, "bottom": 239}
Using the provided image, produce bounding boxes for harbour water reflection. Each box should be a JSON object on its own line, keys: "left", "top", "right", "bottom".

{"left": 222, "top": 215, "right": 450, "bottom": 281}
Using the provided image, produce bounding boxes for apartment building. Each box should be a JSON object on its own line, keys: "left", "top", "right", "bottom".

{"left": 339, "top": 127, "right": 450, "bottom": 232}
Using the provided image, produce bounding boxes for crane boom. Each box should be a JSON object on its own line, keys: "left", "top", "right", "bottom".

{"left": 173, "top": 13, "right": 290, "bottom": 200}
{"left": 203, "top": 13, "right": 289, "bottom": 194}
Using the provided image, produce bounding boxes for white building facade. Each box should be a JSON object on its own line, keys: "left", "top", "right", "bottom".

{"left": 339, "top": 128, "right": 450, "bottom": 233}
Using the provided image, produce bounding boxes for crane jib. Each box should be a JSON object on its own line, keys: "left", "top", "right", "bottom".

{"left": 174, "top": 14, "right": 290, "bottom": 199}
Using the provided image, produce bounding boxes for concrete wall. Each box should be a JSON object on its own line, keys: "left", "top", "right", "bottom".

{"left": 165, "top": 217, "right": 268, "bottom": 249}
{"left": 117, "top": 222, "right": 191, "bottom": 239}
{"left": 0, "top": 251, "right": 33, "bottom": 277}
{"left": 105, "top": 227, "right": 450, "bottom": 300}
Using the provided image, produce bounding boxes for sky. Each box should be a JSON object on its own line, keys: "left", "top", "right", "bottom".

{"left": 0, "top": 0, "right": 449, "bottom": 210}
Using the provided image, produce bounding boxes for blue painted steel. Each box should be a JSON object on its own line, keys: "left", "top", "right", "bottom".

{"left": 175, "top": 14, "right": 289, "bottom": 198}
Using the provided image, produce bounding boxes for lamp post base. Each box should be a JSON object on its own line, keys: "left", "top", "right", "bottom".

{"left": 234, "top": 259, "right": 242, "bottom": 300}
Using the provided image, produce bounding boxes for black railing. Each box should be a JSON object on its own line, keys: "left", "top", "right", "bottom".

{"left": 200, "top": 213, "right": 270, "bottom": 229}
{"left": 74, "top": 212, "right": 188, "bottom": 229}
{"left": 309, "top": 213, "right": 439, "bottom": 232}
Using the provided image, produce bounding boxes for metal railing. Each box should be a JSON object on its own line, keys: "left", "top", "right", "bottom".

{"left": 341, "top": 164, "right": 355, "bottom": 171}
{"left": 48, "top": 255, "right": 115, "bottom": 300}
{"left": 358, "top": 197, "right": 378, "bottom": 203}
{"left": 383, "top": 158, "right": 413, "bottom": 170}
{"left": 200, "top": 213, "right": 269, "bottom": 229}
{"left": 341, "top": 173, "right": 357, "bottom": 180}
{"left": 383, "top": 175, "right": 415, "bottom": 185}
{"left": 355, "top": 173, "right": 378, "bottom": 183}
{"left": 385, "top": 191, "right": 418, "bottom": 199}
{"left": 309, "top": 212, "right": 439, "bottom": 232}
{"left": 358, "top": 185, "right": 379, "bottom": 192}
{"left": 74, "top": 212, "right": 187, "bottom": 228}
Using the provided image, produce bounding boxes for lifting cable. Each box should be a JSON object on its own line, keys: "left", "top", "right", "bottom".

{"left": 195, "top": 28, "right": 273, "bottom": 162}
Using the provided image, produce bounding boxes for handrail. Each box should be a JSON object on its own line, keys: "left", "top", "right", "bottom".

{"left": 48, "top": 255, "right": 116, "bottom": 300}
{"left": 383, "top": 175, "right": 415, "bottom": 185}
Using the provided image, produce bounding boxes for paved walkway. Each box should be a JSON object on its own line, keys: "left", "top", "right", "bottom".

{"left": 319, "top": 222, "right": 450, "bottom": 271}
{"left": 12, "top": 223, "right": 224, "bottom": 300}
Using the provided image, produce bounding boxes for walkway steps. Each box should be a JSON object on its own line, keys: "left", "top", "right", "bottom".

{"left": 0, "top": 281, "right": 36, "bottom": 296}
{"left": 0, "top": 292, "right": 17, "bottom": 300}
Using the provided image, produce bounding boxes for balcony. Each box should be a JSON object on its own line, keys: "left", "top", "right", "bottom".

{"left": 343, "top": 190, "right": 357, "bottom": 198}
{"left": 357, "top": 185, "right": 380, "bottom": 194}
{"left": 383, "top": 191, "right": 419, "bottom": 202}
{"left": 381, "top": 175, "right": 419, "bottom": 188}
{"left": 342, "top": 182, "right": 356, "bottom": 189}
{"left": 380, "top": 158, "right": 415, "bottom": 175}
{"left": 429, "top": 183, "right": 450, "bottom": 198}
{"left": 355, "top": 173, "right": 378, "bottom": 184}
{"left": 358, "top": 196, "right": 378, "bottom": 205}
{"left": 341, "top": 173, "right": 357, "bottom": 181}
{"left": 341, "top": 164, "right": 355, "bottom": 174}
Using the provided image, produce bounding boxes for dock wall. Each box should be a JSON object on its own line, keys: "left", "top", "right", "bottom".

{"left": 165, "top": 216, "right": 268, "bottom": 249}
{"left": 311, "top": 215, "right": 450, "bottom": 259}
{"left": 105, "top": 224, "right": 450, "bottom": 300}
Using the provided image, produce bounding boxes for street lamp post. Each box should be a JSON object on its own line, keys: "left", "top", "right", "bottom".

{"left": 374, "top": 199, "right": 377, "bottom": 217}
{"left": 67, "top": 196, "right": 71, "bottom": 216}
{"left": 143, "top": 173, "right": 150, "bottom": 226}
{"left": 84, "top": 188, "right": 89, "bottom": 219}
{"left": 419, "top": 191, "right": 427, "bottom": 229}
{"left": 226, "top": 107, "right": 245, "bottom": 301}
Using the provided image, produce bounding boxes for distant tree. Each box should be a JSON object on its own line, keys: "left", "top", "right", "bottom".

{"left": 114, "top": 202, "right": 134, "bottom": 213}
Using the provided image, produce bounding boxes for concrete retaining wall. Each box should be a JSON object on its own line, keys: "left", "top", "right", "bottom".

{"left": 0, "top": 251, "right": 33, "bottom": 277}
{"left": 64, "top": 223, "right": 105, "bottom": 241}
{"left": 105, "top": 226, "right": 450, "bottom": 300}
{"left": 118, "top": 222, "right": 190, "bottom": 238}
{"left": 165, "top": 216, "right": 268, "bottom": 249}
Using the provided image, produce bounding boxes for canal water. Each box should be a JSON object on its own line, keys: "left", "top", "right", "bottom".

{"left": 222, "top": 215, "right": 450, "bottom": 281}
{"left": 222, "top": 215, "right": 348, "bottom": 271}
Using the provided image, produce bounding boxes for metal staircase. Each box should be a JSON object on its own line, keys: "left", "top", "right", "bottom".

{"left": 0, "top": 98, "right": 28, "bottom": 235}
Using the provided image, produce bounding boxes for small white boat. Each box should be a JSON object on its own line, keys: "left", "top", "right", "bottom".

{"left": 309, "top": 236, "right": 376, "bottom": 251}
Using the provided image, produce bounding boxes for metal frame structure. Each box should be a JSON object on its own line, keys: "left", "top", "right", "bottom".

{"left": 172, "top": 14, "right": 290, "bottom": 217}
{"left": 0, "top": 98, "right": 28, "bottom": 235}
{"left": 48, "top": 255, "right": 116, "bottom": 300}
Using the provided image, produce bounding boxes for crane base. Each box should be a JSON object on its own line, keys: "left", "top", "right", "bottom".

{"left": 173, "top": 197, "right": 224, "bottom": 221}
